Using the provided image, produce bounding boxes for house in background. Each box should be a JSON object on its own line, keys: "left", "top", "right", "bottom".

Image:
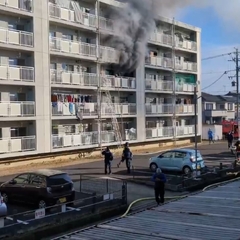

{"left": 202, "top": 92, "right": 235, "bottom": 124}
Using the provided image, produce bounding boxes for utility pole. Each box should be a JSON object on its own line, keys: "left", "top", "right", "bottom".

{"left": 229, "top": 48, "right": 240, "bottom": 138}
{"left": 194, "top": 85, "right": 198, "bottom": 174}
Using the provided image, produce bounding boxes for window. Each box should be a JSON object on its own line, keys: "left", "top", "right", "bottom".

{"left": 9, "top": 58, "right": 17, "bottom": 66}
{"left": 30, "top": 175, "right": 46, "bottom": 186}
{"left": 62, "top": 64, "right": 74, "bottom": 71}
{"left": 206, "top": 103, "right": 213, "bottom": 110}
{"left": 47, "top": 174, "right": 72, "bottom": 186}
{"left": 160, "top": 151, "right": 174, "bottom": 158}
{"left": 228, "top": 103, "right": 233, "bottom": 111}
{"left": 14, "top": 174, "right": 29, "bottom": 184}
{"left": 219, "top": 104, "right": 225, "bottom": 110}
{"left": 62, "top": 34, "right": 73, "bottom": 41}
{"left": 175, "top": 151, "right": 187, "bottom": 158}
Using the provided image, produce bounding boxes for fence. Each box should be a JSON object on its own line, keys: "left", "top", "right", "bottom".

{"left": 0, "top": 177, "right": 127, "bottom": 237}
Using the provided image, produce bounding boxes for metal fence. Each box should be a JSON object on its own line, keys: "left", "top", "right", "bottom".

{"left": 0, "top": 177, "right": 127, "bottom": 237}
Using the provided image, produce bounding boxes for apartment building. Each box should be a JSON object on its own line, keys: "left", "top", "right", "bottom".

{"left": 0, "top": 0, "right": 201, "bottom": 159}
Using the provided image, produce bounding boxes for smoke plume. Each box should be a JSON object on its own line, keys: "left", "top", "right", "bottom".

{"left": 103, "top": 0, "right": 193, "bottom": 73}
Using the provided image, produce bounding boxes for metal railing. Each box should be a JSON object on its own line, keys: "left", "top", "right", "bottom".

{"left": 49, "top": 37, "right": 97, "bottom": 58}
{"left": 101, "top": 103, "right": 137, "bottom": 115}
{"left": 175, "top": 61, "right": 197, "bottom": 72}
{"left": 145, "top": 103, "right": 174, "bottom": 115}
{"left": 0, "top": 136, "right": 36, "bottom": 154}
{"left": 0, "top": 28, "right": 33, "bottom": 47}
{"left": 100, "top": 46, "right": 120, "bottom": 63}
{"left": 48, "top": 3, "right": 97, "bottom": 28}
{"left": 50, "top": 70, "right": 98, "bottom": 87}
{"left": 0, "top": 177, "right": 126, "bottom": 234}
{"left": 99, "top": 16, "right": 114, "bottom": 31}
{"left": 145, "top": 56, "right": 172, "bottom": 68}
{"left": 0, "top": 101, "right": 35, "bottom": 117}
{"left": 175, "top": 83, "right": 195, "bottom": 93}
{"left": 52, "top": 102, "right": 98, "bottom": 117}
{"left": 0, "top": 0, "right": 32, "bottom": 12}
{"left": 149, "top": 32, "right": 173, "bottom": 46}
{"left": 146, "top": 126, "right": 174, "bottom": 139}
{"left": 101, "top": 75, "right": 136, "bottom": 89}
{"left": 175, "top": 104, "right": 194, "bottom": 114}
{"left": 176, "top": 125, "right": 195, "bottom": 136}
{"left": 145, "top": 79, "right": 173, "bottom": 91}
{"left": 0, "top": 65, "right": 34, "bottom": 82}
{"left": 175, "top": 39, "right": 197, "bottom": 51}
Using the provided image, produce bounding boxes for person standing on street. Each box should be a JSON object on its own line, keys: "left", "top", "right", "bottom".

{"left": 208, "top": 128, "right": 214, "bottom": 144}
{"left": 119, "top": 142, "right": 133, "bottom": 173}
{"left": 151, "top": 168, "right": 166, "bottom": 205}
{"left": 234, "top": 139, "right": 240, "bottom": 161}
{"left": 227, "top": 131, "right": 234, "bottom": 149}
{"left": 102, "top": 147, "right": 113, "bottom": 174}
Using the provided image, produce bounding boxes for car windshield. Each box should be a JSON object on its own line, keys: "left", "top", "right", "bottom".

{"left": 47, "top": 174, "right": 72, "bottom": 186}
{"left": 190, "top": 151, "right": 202, "bottom": 158}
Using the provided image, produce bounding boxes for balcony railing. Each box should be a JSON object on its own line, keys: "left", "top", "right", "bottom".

{"left": 146, "top": 104, "right": 174, "bottom": 115}
{"left": 175, "top": 40, "right": 197, "bottom": 51}
{"left": 52, "top": 102, "right": 98, "bottom": 117}
{"left": 99, "top": 16, "right": 114, "bottom": 31}
{"left": 101, "top": 75, "right": 136, "bottom": 89}
{"left": 175, "top": 104, "right": 194, "bottom": 114}
{"left": 0, "top": 65, "right": 34, "bottom": 82}
{"left": 0, "top": 28, "right": 33, "bottom": 47}
{"left": 176, "top": 125, "right": 195, "bottom": 136}
{"left": 149, "top": 32, "right": 172, "bottom": 46}
{"left": 49, "top": 37, "right": 97, "bottom": 58}
{"left": 51, "top": 70, "right": 98, "bottom": 87}
{"left": 100, "top": 46, "right": 119, "bottom": 63}
{"left": 145, "top": 79, "right": 173, "bottom": 92}
{"left": 175, "top": 61, "right": 197, "bottom": 72}
{"left": 0, "top": 101, "right": 35, "bottom": 117}
{"left": 49, "top": 3, "right": 96, "bottom": 28}
{"left": 175, "top": 83, "right": 195, "bottom": 93}
{"left": 146, "top": 56, "right": 172, "bottom": 68}
{"left": 101, "top": 103, "right": 137, "bottom": 115}
{"left": 0, "top": 0, "right": 32, "bottom": 12}
{"left": 146, "top": 127, "right": 174, "bottom": 139}
{"left": 0, "top": 136, "right": 36, "bottom": 154}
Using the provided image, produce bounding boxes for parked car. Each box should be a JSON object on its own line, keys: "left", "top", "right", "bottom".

{"left": 149, "top": 149, "right": 205, "bottom": 174}
{"left": 0, "top": 169, "right": 75, "bottom": 209}
{"left": 0, "top": 193, "right": 7, "bottom": 217}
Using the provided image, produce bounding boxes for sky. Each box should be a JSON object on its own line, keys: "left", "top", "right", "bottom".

{"left": 175, "top": 2, "right": 240, "bottom": 95}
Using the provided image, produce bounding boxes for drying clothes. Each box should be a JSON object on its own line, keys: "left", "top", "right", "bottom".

{"left": 58, "top": 102, "right": 63, "bottom": 112}
{"left": 69, "top": 102, "right": 74, "bottom": 114}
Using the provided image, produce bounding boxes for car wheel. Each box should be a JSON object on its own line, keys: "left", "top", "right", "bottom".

{"left": 150, "top": 163, "right": 158, "bottom": 172}
{"left": 38, "top": 200, "right": 47, "bottom": 209}
{"left": 183, "top": 166, "right": 191, "bottom": 175}
{"left": 1, "top": 193, "right": 8, "bottom": 203}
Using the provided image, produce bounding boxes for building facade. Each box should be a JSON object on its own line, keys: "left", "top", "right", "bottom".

{"left": 0, "top": 0, "right": 201, "bottom": 159}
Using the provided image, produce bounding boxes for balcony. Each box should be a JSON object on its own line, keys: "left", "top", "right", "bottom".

{"left": 49, "top": 37, "right": 97, "bottom": 58}
{"left": 49, "top": 3, "right": 96, "bottom": 28}
{"left": 0, "top": 101, "right": 35, "bottom": 117}
{"left": 99, "top": 17, "right": 114, "bottom": 32}
{"left": 175, "top": 104, "right": 194, "bottom": 114}
{"left": 146, "top": 56, "right": 172, "bottom": 68}
{"left": 0, "top": 65, "right": 34, "bottom": 82}
{"left": 175, "top": 83, "right": 194, "bottom": 93}
{"left": 146, "top": 126, "right": 174, "bottom": 139}
{"left": 149, "top": 32, "right": 172, "bottom": 46}
{"left": 101, "top": 75, "right": 136, "bottom": 89}
{"left": 51, "top": 70, "right": 98, "bottom": 87}
{"left": 0, "top": 28, "right": 33, "bottom": 48}
{"left": 100, "top": 46, "right": 119, "bottom": 63}
{"left": 101, "top": 103, "right": 137, "bottom": 116}
{"left": 145, "top": 79, "right": 173, "bottom": 92}
{"left": 52, "top": 102, "right": 98, "bottom": 117}
{"left": 0, "top": 0, "right": 32, "bottom": 12}
{"left": 175, "top": 61, "right": 197, "bottom": 72}
{"left": 146, "top": 104, "right": 173, "bottom": 115}
{"left": 175, "top": 40, "right": 197, "bottom": 52}
{"left": 0, "top": 136, "right": 36, "bottom": 154}
{"left": 176, "top": 125, "right": 195, "bottom": 137}
{"left": 204, "top": 109, "right": 228, "bottom": 118}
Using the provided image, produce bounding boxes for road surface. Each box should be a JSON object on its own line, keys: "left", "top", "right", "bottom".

{"left": 1, "top": 142, "right": 233, "bottom": 215}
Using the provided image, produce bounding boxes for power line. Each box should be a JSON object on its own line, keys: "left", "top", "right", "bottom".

{"left": 202, "top": 71, "right": 227, "bottom": 91}
{"left": 202, "top": 52, "right": 233, "bottom": 61}
{"left": 202, "top": 70, "right": 235, "bottom": 75}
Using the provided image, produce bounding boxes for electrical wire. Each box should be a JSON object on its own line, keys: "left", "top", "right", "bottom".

{"left": 202, "top": 52, "right": 233, "bottom": 61}
{"left": 121, "top": 175, "right": 240, "bottom": 217}
{"left": 201, "top": 72, "right": 227, "bottom": 91}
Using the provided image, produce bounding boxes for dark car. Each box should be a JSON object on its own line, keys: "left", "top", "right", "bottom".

{"left": 0, "top": 169, "right": 75, "bottom": 209}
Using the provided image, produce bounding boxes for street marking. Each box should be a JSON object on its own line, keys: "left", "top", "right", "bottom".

{"left": 100, "top": 176, "right": 119, "bottom": 181}
{"left": 66, "top": 207, "right": 81, "bottom": 211}
{"left": 16, "top": 219, "right": 29, "bottom": 225}
{"left": 6, "top": 217, "right": 13, "bottom": 221}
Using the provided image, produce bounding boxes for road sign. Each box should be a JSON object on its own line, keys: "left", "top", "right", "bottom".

{"left": 35, "top": 208, "right": 45, "bottom": 219}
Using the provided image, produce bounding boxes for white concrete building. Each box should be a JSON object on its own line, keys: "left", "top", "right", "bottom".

{"left": 0, "top": 0, "right": 201, "bottom": 159}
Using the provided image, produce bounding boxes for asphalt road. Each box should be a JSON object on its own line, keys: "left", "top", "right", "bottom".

{"left": 1, "top": 142, "right": 234, "bottom": 216}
